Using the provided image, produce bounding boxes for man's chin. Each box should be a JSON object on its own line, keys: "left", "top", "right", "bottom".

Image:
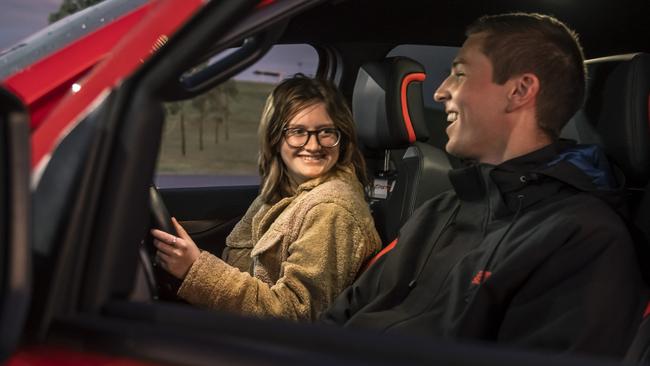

{"left": 445, "top": 142, "right": 475, "bottom": 161}
{"left": 445, "top": 141, "right": 460, "bottom": 157}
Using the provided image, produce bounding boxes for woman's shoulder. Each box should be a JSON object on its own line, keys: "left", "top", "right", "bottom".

{"left": 298, "top": 173, "right": 369, "bottom": 216}
{"left": 312, "top": 170, "right": 365, "bottom": 198}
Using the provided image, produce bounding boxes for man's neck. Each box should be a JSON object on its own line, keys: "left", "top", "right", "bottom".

{"left": 494, "top": 137, "right": 553, "bottom": 165}
{"left": 480, "top": 116, "right": 553, "bottom": 165}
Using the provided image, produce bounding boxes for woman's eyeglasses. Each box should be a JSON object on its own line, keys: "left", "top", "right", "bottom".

{"left": 283, "top": 127, "right": 341, "bottom": 148}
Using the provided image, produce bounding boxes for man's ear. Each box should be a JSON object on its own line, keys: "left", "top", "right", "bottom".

{"left": 506, "top": 73, "right": 539, "bottom": 113}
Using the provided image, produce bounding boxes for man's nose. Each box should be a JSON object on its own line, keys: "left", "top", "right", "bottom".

{"left": 434, "top": 77, "right": 451, "bottom": 103}
{"left": 433, "top": 85, "right": 450, "bottom": 103}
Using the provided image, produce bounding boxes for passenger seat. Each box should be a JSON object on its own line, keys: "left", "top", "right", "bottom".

{"left": 352, "top": 56, "right": 452, "bottom": 244}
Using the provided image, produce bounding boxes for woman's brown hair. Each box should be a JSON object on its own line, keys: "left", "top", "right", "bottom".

{"left": 257, "top": 74, "right": 367, "bottom": 204}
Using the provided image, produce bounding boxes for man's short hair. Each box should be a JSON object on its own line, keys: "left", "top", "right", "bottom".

{"left": 467, "top": 13, "right": 587, "bottom": 138}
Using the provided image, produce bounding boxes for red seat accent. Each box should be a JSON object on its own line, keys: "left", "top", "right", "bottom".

{"left": 400, "top": 72, "right": 426, "bottom": 143}
{"left": 362, "top": 238, "right": 398, "bottom": 273}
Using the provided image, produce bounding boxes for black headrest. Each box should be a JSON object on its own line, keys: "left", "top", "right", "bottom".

{"left": 353, "top": 57, "right": 429, "bottom": 150}
{"left": 569, "top": 53, "right": 650, "bottom": 187}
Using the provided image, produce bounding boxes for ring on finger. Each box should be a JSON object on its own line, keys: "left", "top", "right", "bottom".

{"left": 172, "top": 236, "right": 177, "bottom": 245}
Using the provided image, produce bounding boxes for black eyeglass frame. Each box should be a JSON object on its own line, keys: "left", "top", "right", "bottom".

{"left": 282, "top": 127, "right": 342, "bottom": 148}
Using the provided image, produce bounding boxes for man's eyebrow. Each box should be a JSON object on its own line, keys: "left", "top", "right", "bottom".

{"left": 452, "top": 58, "right": 466, "bottom": 68}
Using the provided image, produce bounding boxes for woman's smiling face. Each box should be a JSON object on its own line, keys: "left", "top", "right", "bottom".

{"left": 280, "top": 102, "right": 340, "bottom": 185}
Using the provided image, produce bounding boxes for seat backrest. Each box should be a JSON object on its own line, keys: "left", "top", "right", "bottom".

{"left": 353, "top": 56, "right": 452, "bottom": 244}
{"left": 564, "top": 53, "right": 650, "bottom": 363}
{"left": 563, "top": 53, "right": 650, "bottom": 189}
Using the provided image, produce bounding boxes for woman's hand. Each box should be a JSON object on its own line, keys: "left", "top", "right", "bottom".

{"left": 150, "top": 217, "right": 201, "bottom": 280}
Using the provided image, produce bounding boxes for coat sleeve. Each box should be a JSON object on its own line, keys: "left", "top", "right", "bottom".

{"left": 494, "top": 218, "right": 645, "bottom": 357}
{"left": 177, "top": 202, "right": 377, "bottom": 321}
{"left": 221, "top": 196, "right": 264, "bottom": 273}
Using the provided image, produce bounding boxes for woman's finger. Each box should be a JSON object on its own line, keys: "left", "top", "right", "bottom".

{"left": 153, "top": 239, "right": 175, "bottom": 256}
{"left": 155, "top": 251, "right": 166, "bottom": 267}
{"left": 172, "top": 217, "right": 191, "bottom": 240}
{"left": 151, "top": 228, "right": 180, "bottom": 245}
{"left": 157, "top": 250, "right": 173, "bottom": 263}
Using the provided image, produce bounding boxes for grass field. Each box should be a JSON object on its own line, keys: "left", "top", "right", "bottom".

{"left": 156, "top": 81, "right": 276, "bottom": 175}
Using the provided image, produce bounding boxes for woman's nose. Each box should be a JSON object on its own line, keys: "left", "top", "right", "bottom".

{"left": 303, "top": 134, "right": 320, "bottom": 150}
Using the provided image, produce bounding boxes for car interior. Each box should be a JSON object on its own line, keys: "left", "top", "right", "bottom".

{"left": 19, "top": 0, "right": 650, "bottom": 364}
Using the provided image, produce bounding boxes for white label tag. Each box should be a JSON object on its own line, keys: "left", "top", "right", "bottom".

{"left": 372, "top": 178, "right": 390, "bottom": 199}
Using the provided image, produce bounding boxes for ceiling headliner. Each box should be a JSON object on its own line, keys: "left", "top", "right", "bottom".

{"left": 282, "top": 0, "right": 650, "bottom": 59}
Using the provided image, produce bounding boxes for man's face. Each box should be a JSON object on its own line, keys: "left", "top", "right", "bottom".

{"left": 434, "top": 33, "right": 513, "bottom": 164}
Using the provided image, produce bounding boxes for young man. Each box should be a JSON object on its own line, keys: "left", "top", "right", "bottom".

{"left": 321, "top": 13, "right": 645, "bottom": 357}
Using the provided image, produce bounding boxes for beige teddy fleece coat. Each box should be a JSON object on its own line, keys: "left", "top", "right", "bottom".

{"left": 177, "top": 167, "right": 381, "bottom": 321}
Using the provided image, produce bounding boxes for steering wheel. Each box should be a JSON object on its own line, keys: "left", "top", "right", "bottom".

{"left": 140, "top": 184, "right": 183, "bottom": 301}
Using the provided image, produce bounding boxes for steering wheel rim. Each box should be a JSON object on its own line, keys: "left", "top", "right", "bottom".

{"left": 150, "top": 183, "right": 175, "bottom": 234}
{"left": 142, "top": 184, "right": 183, "bottom": 301}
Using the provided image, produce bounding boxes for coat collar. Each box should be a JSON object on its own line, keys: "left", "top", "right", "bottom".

{"left": 449, "top": 141, "right": 582, "bottom": 218}
{"left": 295, "top": 165, "right": 360, "bottom": 194}
{"left": 253, "top": 165, "right": 361, "bottom": 240}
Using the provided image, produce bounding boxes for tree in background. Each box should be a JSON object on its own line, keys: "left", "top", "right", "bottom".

{"left": 165, "top": 102, "right": 186, "bottom": 156}
{"left": 191, "top": 94, "right": 209, "bottom": 151}
{"left": 208, "top": 80, "right": 239, "bottom": 144}
{"left": 49, "top": 0, "right": 106, "bottom": 24}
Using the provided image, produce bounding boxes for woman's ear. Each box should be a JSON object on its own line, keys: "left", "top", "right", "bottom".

{"left": 506, "top": 73, "right": 539, "bottom": 113}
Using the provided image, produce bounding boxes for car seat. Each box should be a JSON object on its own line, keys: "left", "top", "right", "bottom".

{"left": 352, "top": 56, "right": 453, "bottom": 245}
{"left": 560, "top": 52, "right": 650, "bottom": 362}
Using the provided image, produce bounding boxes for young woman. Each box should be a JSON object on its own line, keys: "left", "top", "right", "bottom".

{"left": 151, "top": 75, "right": 381, "bottom": 321}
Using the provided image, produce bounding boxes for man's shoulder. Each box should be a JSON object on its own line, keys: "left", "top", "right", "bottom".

{"left": 546, "top": 191, "right": 624, "bottom": 220}
{"left": 530, "top": 191, "right": 632, "bottom": 241}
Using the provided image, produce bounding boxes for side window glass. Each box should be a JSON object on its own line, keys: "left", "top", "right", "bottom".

{"left": 387, "top": 45, "right": 458, "bottom": 149}
{"left": 155, "top": 44, "right": 318, "bottom": 188}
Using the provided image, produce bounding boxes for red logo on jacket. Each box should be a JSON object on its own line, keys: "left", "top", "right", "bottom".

{"left": 471, "top": 270, "right": 492, "bottom": 285}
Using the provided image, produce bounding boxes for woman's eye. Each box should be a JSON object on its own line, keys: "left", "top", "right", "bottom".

{"left": 289, "top": 129, "right": 307, "bottom": 136}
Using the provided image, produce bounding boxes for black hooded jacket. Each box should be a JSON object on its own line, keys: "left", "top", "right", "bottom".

{"left": 322, "top": 141, "right": 646, "bottom": 357}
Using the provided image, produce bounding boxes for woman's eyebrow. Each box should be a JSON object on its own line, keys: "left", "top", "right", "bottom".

{"left": 286, "top": 123, "right": 335, "bottom": 129}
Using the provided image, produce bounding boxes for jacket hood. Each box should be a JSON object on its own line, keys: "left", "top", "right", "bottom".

{"left": 450, "top": 140, "right": 627, "bottom": 217}
{"left": 541, "top": 140, "right": 623, "bottom": 191}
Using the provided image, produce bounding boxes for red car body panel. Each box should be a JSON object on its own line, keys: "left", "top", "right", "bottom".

{"left": 1, "top": 0, "right": 203, "bottom": 172}
{"left": 2, "top": 2, "right": 155, "bottom": 133}
{"left": 30, "top": 0, "right": 204, "bottom": 171}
